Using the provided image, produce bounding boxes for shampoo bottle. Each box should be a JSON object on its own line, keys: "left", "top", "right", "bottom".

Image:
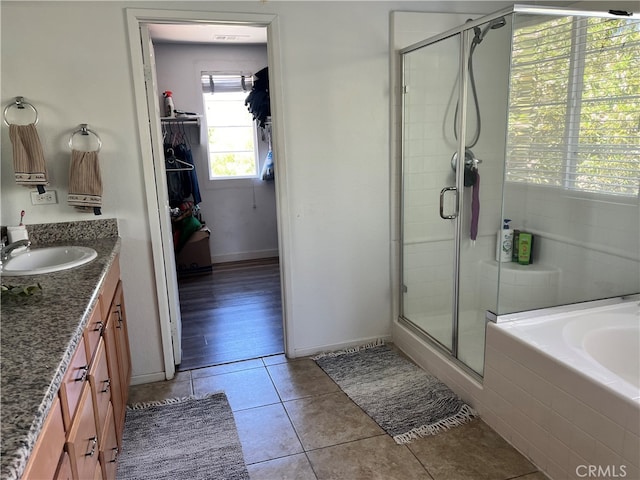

{"left": 496, "top": 219, "right": 513, "bottom": 262}
{"left": 518, "top": 232, "right": 533, "bottom": 265}
{"left": 163, "top": 91, "right": 175, "bottom": 118}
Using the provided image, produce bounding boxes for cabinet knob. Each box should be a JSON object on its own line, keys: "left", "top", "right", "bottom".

{"left": 85, "top": 436, "right": 98, "bottom": 457}
{"left": 101, "top": 378, "right": 111, "bottom": 393}
{"left": 109, "top": 447, "right": 119, "bottom": 463}
{"left": 75, "top": 365, "right": 89, "bottom": 383}
{"left": 94, "top": 321, "right": 104, "bottom": 335}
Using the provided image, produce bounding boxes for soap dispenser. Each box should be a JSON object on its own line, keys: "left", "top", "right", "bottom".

{"left": 496, "top": 219, "right": 513, "bottom": 262}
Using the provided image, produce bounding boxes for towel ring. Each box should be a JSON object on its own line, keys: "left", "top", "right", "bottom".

{"left": 3, "top": 97, "right": 39, "bottom": 126}
{"left": 69, "top": 124, "right": 102, "bottom": 152}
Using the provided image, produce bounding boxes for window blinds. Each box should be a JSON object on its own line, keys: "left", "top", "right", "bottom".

{"left": 201, "top": 73, "right": 254, "bottom": 94}
{"left": 506, "top": 16, "right": 640, "bottom": 196}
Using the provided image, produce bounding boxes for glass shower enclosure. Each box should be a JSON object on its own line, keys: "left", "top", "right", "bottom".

{"left": 399, "top": 5, "right": 640, "bottom": 377}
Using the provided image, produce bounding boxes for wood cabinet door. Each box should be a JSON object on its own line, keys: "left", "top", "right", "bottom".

{"left": 65, "top": 384, "right": 99, "bottom": 480}
{"left": 59, "top": 339, "right": 89, "bottom": 430}
{"left": 103, "top": 311, "right": 124, "bottom": 446}
{"left": 83, "top": 302, "right": 104, "bottom": 364}
{"left": 88, "top": 339, "right": 111, "bottom": 439}
{"left": 99, "top": 256, "right": 120, "bottom": 321}
{"left": 54, "top": 452, "right": 72, "bottom": 480}
{"left": 99, "top": 404, "right": 119, "bottom": 480}
{"left": 112, "top": 282, "right": 131, "bottom": 405}
{"left": 22, "top": 396, "right": 65, "bottom": 480}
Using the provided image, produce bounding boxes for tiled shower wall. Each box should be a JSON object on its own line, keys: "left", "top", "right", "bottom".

{"left": 502, "top": 184, "right": 640, "bottom": 310}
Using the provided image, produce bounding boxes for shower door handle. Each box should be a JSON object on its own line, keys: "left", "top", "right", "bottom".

{"left": 439, "top": 186, "right": 458, "bottom": 219}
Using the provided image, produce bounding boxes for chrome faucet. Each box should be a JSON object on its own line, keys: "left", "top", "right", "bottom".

{"left": 0, "top": 239, "right": 31, "bottom": 263}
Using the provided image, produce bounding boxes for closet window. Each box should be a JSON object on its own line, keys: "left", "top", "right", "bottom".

{"left": 202, "top": 73, "right": 258, "bottom": 179}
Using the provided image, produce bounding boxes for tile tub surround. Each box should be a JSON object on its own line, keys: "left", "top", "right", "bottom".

{"left": 483, "top": 322, "right": 640, "bottom": 480}
{"left": 0, "top": 223, "right": 120, "bottom": 480}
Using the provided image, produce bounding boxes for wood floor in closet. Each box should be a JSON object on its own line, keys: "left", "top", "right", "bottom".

{"left": 177, "top": 257, "right": 284, "bottom": 371}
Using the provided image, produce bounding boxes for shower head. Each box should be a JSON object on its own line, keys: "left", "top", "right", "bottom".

{"left": 474, "top": 16, "right": 507, "bottom": 44}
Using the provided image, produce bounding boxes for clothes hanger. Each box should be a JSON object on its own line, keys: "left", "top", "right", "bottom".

{"left": 165, "top": 148, "right": 194, "bottom": 171}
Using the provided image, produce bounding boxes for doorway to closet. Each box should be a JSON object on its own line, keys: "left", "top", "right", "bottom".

{"left": 146, "top": 19, "right": 285, "bottom": 372}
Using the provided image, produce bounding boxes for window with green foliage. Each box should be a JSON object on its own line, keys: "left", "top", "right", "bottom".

{"left": 202, "top": 74, "right": 257, "bottom": 180}
{"left": 506, "top": 15, "right": 640, "bottom": 196}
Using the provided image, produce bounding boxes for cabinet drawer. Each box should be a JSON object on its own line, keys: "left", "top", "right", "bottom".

{"left": 99, "top": 403, "right": 118, "bottom": 480}
{"left": 88, "top": 338, "right": 111, "bottom": 438}
{"left": 83, "top": 303, "right": 104, "bottom": 364}
{"left": 54, "top": 452, "right": 72, "bottom": 480}
{"left": 99, "top": 256, "right": 120, "bottom": 320}
{"left": 22, "top": 396, "right": 65, "bottom": 480}
{"left": 59, "top": 339, "right": 89, "bottom": 430}
{"left": 65, "top": 383, "right": 99, "bottom": 480}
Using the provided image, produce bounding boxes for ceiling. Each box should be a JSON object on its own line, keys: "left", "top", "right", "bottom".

{"left": 148, "top": 24, "right": 267, "bottom": 45}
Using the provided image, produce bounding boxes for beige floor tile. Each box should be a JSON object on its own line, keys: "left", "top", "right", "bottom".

{"left": 267, "top": 359, "right": 340, "bottom": 401}
{"left": 284, "top": 392, "right": 384, "bottom": 450}
{"left": 247, "top": 453, "right": 317, "bottom": 480}
{"left": 262, "top": 354, "right": 289, "bottom": 366}
{"left": 193, "top": 367, "right": 280, "bottom": 410}
{"left": 516, "top": 472, "right": 550, "bottom": 479}
{"left": 235, "top": 403, "right": 304, "bottom": 464}
{"left": 407, "top": 419, "right": 537, "bottom": 480}
{"left": 308, "top": 435, "right": 432, "bottom": 480}
{"left": 190, "top": 358, "right": 264, "bottom": 379}
{"left": 127, "top": 377, "right": 193, "bottom": 405}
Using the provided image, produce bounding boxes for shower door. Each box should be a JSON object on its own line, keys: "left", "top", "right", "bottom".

{"left": 400, "top": 33, "right": 462, "bottom": 354}
{"left": 400, "top": 16, "right": 511, "bottom": 376}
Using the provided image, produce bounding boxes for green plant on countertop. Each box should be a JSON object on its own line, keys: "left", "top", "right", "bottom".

{"left": 1, "top": 282, "right": 42, "bottom": 297}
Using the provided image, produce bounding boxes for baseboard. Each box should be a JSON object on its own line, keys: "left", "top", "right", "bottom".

{"left": 130, "top": 372, "right": 167, "bottom": 386}
{"left": 212, "top": 249, "right": 279, "bottom": 264}
{"left": 291, "top": 334, "right": 393, "bottom": 358}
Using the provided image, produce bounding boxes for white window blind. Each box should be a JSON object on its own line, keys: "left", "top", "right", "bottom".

{"left": 201, "top": 73, "right": 253, "bottom": 94}
{"left": 506, "top": 16, "right": 640, "bottom": 196}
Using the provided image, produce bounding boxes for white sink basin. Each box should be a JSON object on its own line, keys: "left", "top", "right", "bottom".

{"left": 2, "top": 246, "right": 98, "bottom": 276}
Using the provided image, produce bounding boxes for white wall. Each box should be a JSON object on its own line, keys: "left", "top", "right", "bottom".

{"left": 2, "top": 1, "right": 518, "bottom": 381}
{"left": 153, "top": 42, "right": 279, "bottom": 263}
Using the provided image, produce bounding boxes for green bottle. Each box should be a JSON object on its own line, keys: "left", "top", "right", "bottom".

{"left": 518, "top": 232, "right": 532, "bottom": 265}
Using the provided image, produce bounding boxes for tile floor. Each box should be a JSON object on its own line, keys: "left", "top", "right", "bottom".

{"left": 127, "top": 353, "right": 549, "bottom": 480}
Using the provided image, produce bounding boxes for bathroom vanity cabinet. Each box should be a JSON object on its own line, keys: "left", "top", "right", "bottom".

{"left": 21, "top": 255, "right": 131, "bottom": 480}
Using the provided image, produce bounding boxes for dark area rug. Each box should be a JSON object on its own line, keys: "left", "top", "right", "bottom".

{"left": 117, "top": 392, "right": 249, "bottom": 480}
{"left": 313, "top": 342, "right": 476, "bottom": 444}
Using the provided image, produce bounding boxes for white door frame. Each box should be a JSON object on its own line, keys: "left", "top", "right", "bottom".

{"left": 126, "top": 8, "right": 292, "bottom": 379}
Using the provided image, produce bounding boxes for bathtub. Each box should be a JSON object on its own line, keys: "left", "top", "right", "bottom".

{"left": 495, "top": 298, "right": 640, "bottom": 401}
{"left": 482, "top": 297, "right": 640, "bottom": 479}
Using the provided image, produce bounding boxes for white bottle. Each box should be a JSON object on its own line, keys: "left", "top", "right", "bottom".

{"left": 163, "top": 91, "right": 175, "bottom": 118}
{"left": 496, "top": 219, "right": 513, "bottom": 262}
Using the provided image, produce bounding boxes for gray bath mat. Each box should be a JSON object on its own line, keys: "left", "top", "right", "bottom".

{"left": 313, "top": 342, "right": 476, "bottom": 444}
{"left": 117, "top": 392, "right": 249, "bottom": 480}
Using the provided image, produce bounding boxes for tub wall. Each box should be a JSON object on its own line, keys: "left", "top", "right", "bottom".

{"left": 393, "top": 321, "right": 640, "bottom": 480}
{"left": 483, "top": 325, "right": 639, "bottom": 479}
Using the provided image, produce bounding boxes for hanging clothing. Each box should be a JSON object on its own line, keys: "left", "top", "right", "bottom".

{"left": 173, "top": 143, "right": 201, "bottom": 205}
{"left": 164, "top": 143, "right": 201, "bottom": 207}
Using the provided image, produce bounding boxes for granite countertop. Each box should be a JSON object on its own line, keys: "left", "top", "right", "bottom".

{"left": 0, "top": 220, "right": 120, "bottom": 480}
